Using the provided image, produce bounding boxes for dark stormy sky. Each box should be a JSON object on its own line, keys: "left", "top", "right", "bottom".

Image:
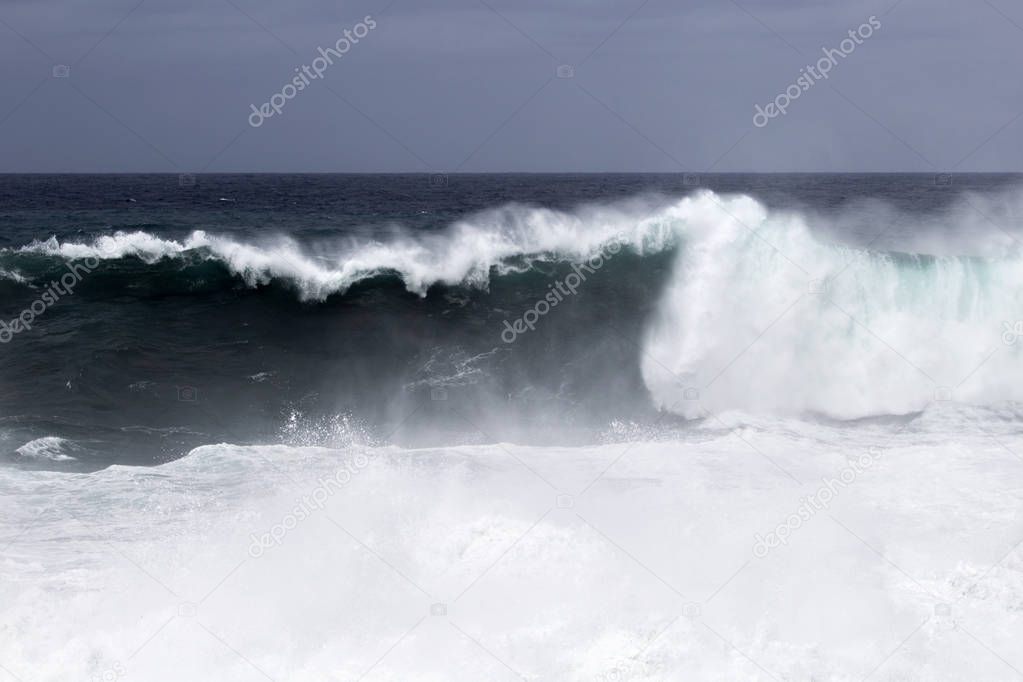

{"left": 0, "top": 0, "right": 1020, "bottom": 172}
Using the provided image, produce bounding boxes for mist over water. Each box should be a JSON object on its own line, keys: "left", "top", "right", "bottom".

{"left": 2, "top": 175, "right": 1023, "bottom": 680}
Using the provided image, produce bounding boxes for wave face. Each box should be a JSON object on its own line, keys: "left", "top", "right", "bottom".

{"left": 641, "top": 193, "right": 1023, "bottom": 419}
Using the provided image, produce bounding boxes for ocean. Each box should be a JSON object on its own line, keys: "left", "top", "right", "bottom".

{"left": 1, "top": 174, "right": 1022, "bottom": 680}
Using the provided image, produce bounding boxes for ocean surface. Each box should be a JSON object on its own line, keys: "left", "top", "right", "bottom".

{"left": 2, "top": 174, "right": 1023, "bottom": 680}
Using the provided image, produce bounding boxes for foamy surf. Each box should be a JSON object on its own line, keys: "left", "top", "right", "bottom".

{"left": 14, "top": 436, "right": 78, "bottom": 462}
{"left": 0, "top": 408, "right": 1021, "bottom": 681}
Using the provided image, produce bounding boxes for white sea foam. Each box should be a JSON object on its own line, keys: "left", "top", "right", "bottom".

{"left": 0, "top": 408, "right": 1021, "bottom": 680}
{"left": 14, "top": 436, "right": 77, "bottom": 461}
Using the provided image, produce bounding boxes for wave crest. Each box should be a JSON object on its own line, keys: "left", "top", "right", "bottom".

{"left": 11, "top": 198, "right": 685, "bottom": 300}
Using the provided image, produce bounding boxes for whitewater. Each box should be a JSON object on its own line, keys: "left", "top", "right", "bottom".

{"left": 3, "top": 411, "right": 1022, "bottom": 680}
{"left": 2, "top": 187, "right": 1023, "bottom": 680}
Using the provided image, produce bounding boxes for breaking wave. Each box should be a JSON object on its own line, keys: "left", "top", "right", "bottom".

{"left": 5, "top": 190, "right": 1023, "bottom": 419}
{"left": 640, "top": 194, "right": 1023, "bottom": 419}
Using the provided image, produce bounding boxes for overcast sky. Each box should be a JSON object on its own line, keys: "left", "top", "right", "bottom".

{"left": 0, "top": 0, "right": 1020, "bottom": 172}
